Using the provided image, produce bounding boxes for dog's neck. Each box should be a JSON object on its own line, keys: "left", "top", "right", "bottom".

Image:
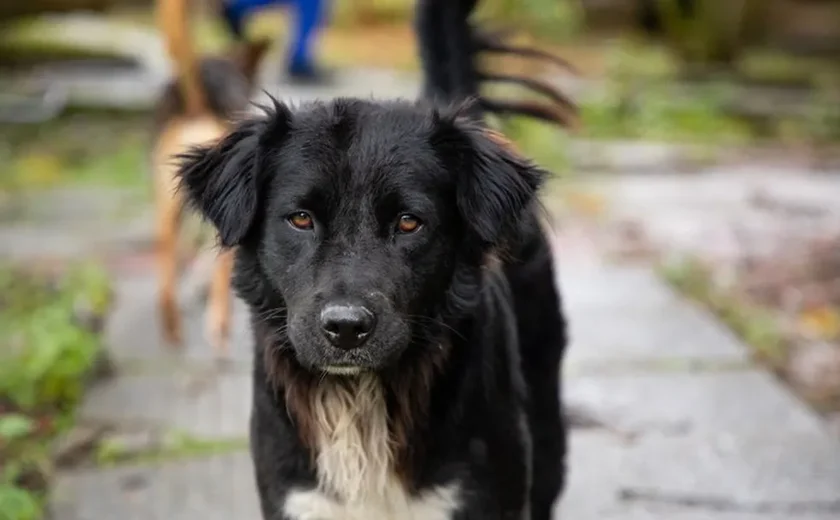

{"left": 305, "top": 373, "right": 394, "bottom": 502}
{"left": 263, "top": 338, "right": 451, "bottom": 501}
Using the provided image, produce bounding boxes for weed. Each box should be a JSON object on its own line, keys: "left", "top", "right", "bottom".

{"left": 0, "top": 262, "right": 112, "bottom": 519}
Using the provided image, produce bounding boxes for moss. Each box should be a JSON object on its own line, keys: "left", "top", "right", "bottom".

{"left": 95, "top": 432, "right": 248, "bottom": 467}
{"left": 0, "top": 112, "right": 148, "bottom": 193}
{"left": 0, "top": 262, "right": 112, "bottom": 519}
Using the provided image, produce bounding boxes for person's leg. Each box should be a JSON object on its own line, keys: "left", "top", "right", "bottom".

{"left": 220, "top": 0, "right": 284, "bottom": 40}
{"left": 287, "top": 0, "right": 332, "bottom": 82}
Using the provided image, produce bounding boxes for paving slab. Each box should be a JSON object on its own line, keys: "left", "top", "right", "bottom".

{"left": 0, "top": 218, "right": 154, "bottom": 261}
{"left": 584, "top": 168, "right": 840, "bottom": 260}
{"left": 0, "top": 187, "right": 154, "bottom": 260}
{"left": 51, "top": 430, "right": 840, "bottom": 520}
{"left": 80, "top": 371, "right": 251, "bottom": 439}
{"left": 556, "top": 265, "right": 679, "bottom": 310}
{"left": 51, "top": 453, "right": 260, "bottom": 520}
{"left": 565, "top": 301, "right": 748, "bottom": 365}
{"left": 557, "top": 431, "right": 840, "bottom": 520}
{"left": 105, "top": 274, "right": 255, "bottom": 365}
{"left": 565, "top": 371, "right": 828, "bottom": 437}
{"left": 559, "top": 265, "right": 748, "bottom": 366}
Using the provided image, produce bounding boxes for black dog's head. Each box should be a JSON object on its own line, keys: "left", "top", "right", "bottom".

{"left": 177, "top": 98, "right": 546, "bottom": 374}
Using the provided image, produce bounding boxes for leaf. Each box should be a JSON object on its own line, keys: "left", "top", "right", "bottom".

{"left": 13, "top": 152, "right": 64, "bottom": 189}
{"left": 0, "top": 484, "right": 42, "bottom": 520}
{"left": 798, "top": 306, "right": 840, "bottom": 339}
{"left": 0, "top": 414, "right": 35, "bottom": 441}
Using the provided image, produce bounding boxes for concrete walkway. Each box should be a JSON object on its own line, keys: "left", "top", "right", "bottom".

{"left": 40, "top": 211, "right": 839, "bottom": 519}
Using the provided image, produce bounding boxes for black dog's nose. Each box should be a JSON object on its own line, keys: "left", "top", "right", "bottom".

{"left": 320, "top": 304, "right": 376, "bottom": 349}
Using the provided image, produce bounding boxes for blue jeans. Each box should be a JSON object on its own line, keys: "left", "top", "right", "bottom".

{"left": 221, "top": 0, "right": 326, "bottom": 73}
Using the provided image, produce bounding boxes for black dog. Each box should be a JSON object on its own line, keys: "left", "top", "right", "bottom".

{"left": 177, "top": 96, "right": 567, "bottom": 520}
{"left": 175, "top": 0, "right": 572, "bottom": 517}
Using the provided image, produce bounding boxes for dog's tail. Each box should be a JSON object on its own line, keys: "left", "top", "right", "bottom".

{"left": 156, "top": 0, "right": 207, "bottom": 116}
{"left": 415, "top": 0, "right": 578, "bottom": 129}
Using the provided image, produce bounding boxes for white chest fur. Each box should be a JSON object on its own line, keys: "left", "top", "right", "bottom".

{"left": 281, "top": 374, "right": 461, "bottom": 520}
{"left": 284, "top": 482, "right": 461, "bottom": 520}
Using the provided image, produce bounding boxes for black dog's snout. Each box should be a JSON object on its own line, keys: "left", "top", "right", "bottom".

{"left": 320, "top": 304, "right": 376, "bottom": 349}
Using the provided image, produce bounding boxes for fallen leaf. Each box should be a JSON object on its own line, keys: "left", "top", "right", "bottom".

{"left": 14, "top": 152, "right": 64, "bottom": 188}
{"left": 798, "top": 306, "right": 840, "bottom": 339}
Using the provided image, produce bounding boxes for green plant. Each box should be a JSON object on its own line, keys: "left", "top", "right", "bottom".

{"left": 654, "top": 0, "right": 766, "bottom": 73}
{"left": 0, "top": 111, "right": 148, "bottom": 193}
{"left": 94, "top": 431, "right": 248, "bottom": 467}
{"left": 498, "top": 116, "right": 572, "bottom": 175}
{"left": 0, "top": 263, "right": 110, "bottom": 412}
{"left": 479, "top": 0, "right": 584, "bottom": 42}
{"left": 0, "top": 484, "right": 41, "bottom": 520}
{"left": 0, "top": 262, "right": 111, "bottom": 519}
{"left": 0, "top": 414, "right": 36, "bottom": 442}
{"left": 802, "top": 72, "right": 840, "bottom": 145}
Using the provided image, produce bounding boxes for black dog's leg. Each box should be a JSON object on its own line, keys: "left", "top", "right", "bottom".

{"left": 506, "top": 231, "right": 568, "bottom": 520}
{"left": 250, "top": 356, "right": 314, "bottom": 520}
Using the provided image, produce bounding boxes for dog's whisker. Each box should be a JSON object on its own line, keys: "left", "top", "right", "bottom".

{"left": 404, "top": 315, "right": 467, "bottom": 342}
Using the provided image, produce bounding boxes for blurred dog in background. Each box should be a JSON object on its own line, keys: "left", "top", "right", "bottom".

{"left": 151, "top": 0, "right": 270, "bottom": 356}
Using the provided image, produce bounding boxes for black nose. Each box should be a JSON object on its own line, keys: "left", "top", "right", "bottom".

{"left": 319, "top": 304, "right": 376, "bottom": 349}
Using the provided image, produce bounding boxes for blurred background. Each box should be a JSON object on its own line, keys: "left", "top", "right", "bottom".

{"left": 1, "top": 1, "right": 839, "bottom": 519}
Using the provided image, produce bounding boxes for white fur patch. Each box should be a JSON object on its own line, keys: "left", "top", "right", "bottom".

{"left": 283, "top": 483, "right": 461, "bottom": 520}
{"left": 282, "top": 373, "right": 461, "bottom": 519}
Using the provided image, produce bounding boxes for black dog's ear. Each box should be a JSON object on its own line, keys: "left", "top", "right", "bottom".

{"left": 176, "top": 103, "right": 291, "bottom": 247}
{"left": 433, "top": 113, "right": 547, "bottom": 246}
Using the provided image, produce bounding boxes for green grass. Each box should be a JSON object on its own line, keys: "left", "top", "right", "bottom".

{"left": 578, "top": 92, "right": 754, "bottom": 144}
{"left": 0, "top": 262, "right": 112, "bottom": 520}
{"left": 0, "top": 111, "right": 149, "bottom": 193}
{"left": 95, "top": 432, "right": 248, "bottom": 467}
{"left": 499, "top": 117, "right": 574, "bottom": 175}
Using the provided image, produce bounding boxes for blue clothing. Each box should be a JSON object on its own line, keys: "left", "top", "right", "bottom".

{"left": 221, "top": 0, "right": 326, "bottom": 72}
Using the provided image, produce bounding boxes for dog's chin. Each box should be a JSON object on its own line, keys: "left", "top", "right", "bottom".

{"left": 319, "top": 364, "right": 368, "bottom": 377}
{"left": 290, "top": 339, "right": 407, "bottom": 376}
{"left": 288, "top": 324, "right": 411, "bottom": 375}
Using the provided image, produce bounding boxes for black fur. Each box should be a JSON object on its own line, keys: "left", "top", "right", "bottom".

{"left": 176, "top": 96, "right": 567, "bottom": 519}
{"left": 415, "top": 0, "right": 577, "bottom": 127}
{"left": 152, "top": 58, "right": 251, "bottom": 137}
{"left": 176, "top": 0, "right": 570, "bottom": 518}
{"left": 151, "top": 39, "right": 270, "bottom": 140}
{"left": 415, "top": 1, "right": 571, "bottom": 518}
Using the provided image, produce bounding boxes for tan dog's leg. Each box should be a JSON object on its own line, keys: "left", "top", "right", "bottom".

{"left": 205, "top": 247, "right": 234, "bottom": 356}
{"left": 154, "top": 116, "right": 229, "bottom": 350}
{"left": 153, "top": 133, "right": 186, "bottom": 348}
{"left": 155, "top": 177, "right": 184, "bottom": 347}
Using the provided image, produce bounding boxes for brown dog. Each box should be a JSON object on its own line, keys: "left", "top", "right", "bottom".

{"left": 152, "top": 0, "right": 270, "bottom": 355}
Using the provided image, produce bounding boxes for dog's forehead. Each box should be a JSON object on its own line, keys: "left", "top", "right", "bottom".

{"left": 286, "top": 102, "right": 443, "bottom": 184}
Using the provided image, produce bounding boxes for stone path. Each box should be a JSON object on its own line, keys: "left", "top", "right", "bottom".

{"left": 39, "top": 210, "right": 839, "bottom": 519}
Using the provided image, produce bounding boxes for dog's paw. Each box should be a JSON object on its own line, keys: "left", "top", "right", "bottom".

{"left": 159, "top": 299, "right": 184, "bottom": 347}
{"left": 162, "top": 321, "right": 184, "bottom": 348}
{"left": 204, "top": 311, "right": 230, "bottom": 358}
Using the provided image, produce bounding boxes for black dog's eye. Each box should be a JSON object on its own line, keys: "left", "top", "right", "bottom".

{"left": 288, "top": 211, "right": 314, "bottom": 231}
{"left": 396, "top": 214, "right": 422, "bottom": 234}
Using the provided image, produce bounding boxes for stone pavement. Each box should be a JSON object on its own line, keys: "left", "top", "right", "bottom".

{"left": 41, "top": 211, "right": 840, "bottom": 519}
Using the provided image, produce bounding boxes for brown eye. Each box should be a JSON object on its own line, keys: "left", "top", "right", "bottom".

{"left": 288, "top": 211, "right": 314, "bottom": 230}
{"left": 397, "top": 214, "right": 422, "bottom": 234}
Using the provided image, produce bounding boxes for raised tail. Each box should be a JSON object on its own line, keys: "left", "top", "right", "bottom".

{"left": 156, "top": 0, "right": 207, "bottom": 116}
{"left": 414, "top": 0, "right": 578, "bottom": 129}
